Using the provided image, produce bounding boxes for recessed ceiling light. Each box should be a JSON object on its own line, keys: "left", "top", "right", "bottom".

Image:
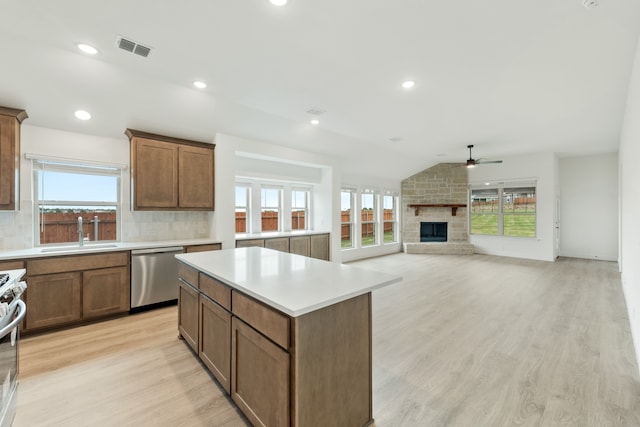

{"left": 74, "top": 110, "right": 91, "bottom": 121}
{"left": 401, "top": 80, "right": 416, "bottom": 89}
{"left": 270, "top": 0, "right": 288, "bottom": 5}
{"left": 310, "top": 119, "right": 320, "bottom": 125}
{"left": 77, "top": 43, "right": 98, "bottom": 55}
{"left": 193, "top": 81, "right": 207, "bottom": 89}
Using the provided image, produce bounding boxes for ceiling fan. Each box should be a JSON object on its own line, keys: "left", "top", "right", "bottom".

{"left": 465, "top": 144, "right": 503, "bottom": 168}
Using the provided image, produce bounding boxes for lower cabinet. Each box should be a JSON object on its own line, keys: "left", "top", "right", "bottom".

{"left": 310, "top": 234, "right": 329, "bottom": 261}
{"left": 289, "top": 236, "right": 310, "bottom": 257}
{"left": 24, "top": 252, "right": 130, "bottom": 332}
{"left": 26, "top": 272, "right": 82, "bottom": 330}
{"left": 231, "top": 317, "right": 290, "bottom": 427}
{"left": 264, "top": 237, "right": 289, "bottom": 253}
{"left": 199, "top": 294, "right": 231, "bottom": 393}
{"left": 178, "top": 279, "right": 199, "bottom": 353}
{"left": 236, "top": 233, "right": 329, "bottom": 260}
{"left": 83, "top": 267, "right": 129, "bottom": 319}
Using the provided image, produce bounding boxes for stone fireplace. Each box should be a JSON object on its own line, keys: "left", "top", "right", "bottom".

{"left": 401, "top": 163, "right": 474, "bottom": 254}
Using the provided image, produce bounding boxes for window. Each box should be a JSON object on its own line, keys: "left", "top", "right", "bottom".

{"left": 291, "top": 188, "right": 309, "bottom": 230}
{"left": 470, "top": 188, "right": 499, "bottom": 235}
{"left": 470, "top": 183, "right": 536, "bottom": 237}
{"left": 361, "top": 192, "right": 377, "bottom": 247}
{"left": 261, "top": 186, "right": 282, "bottom": 232}
{"left": 235, "top": 184, "right": 250, "bottom": 233}
{"left": 341, "top": 189, "right": 354, "bottom": 248}
{"left": 383, "top": 194, "right": 397, "bottom": 244}
{"left": 33, "top": 159, "right": 121, "bottom": 245}
{"left": 503, "top": 187, "right": 536, "bottom": 237}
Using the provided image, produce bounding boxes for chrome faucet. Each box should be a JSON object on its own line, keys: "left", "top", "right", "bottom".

{"left": 78, "top": 216, "right": 84, "bottom": 247}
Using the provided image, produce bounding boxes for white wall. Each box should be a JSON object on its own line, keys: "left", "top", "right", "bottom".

{"left": 214, "top": 133, "right": 340, "bottom": 258}
{"left": 558, "top": 153, "right": 618, "bottom": 261}
{"left": 0, "top": 124, "right": 213, "bottom": 251}
{"left": 619, "top": 33, "right": 640, "bottom": 369}
{"left": 467, "top": 152, "right": 557, "bottom": 262}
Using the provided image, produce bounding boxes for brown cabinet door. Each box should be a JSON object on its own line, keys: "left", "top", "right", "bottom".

{"left": 199, "top": 294, "right": 231, "bottom": 393}
{"left": 231, "top": 317, "right": 289, "bottom": 427}
{"left": 132, "top": 138, "right": 179, "bottom": 209}
{"left": 82, "top": 266, "right": 130, "bottom": 319}
{"left": 264, "top": 237, "right": 289, "bottom": 253}
{"left": 310, "top": 234, "right": 330, "bottom": 260}
{"left": 178, "top": 144, "right": 214, "bottom": 210}
{"left": 0, "top": 114, "right": 20, "bottom": 210}
{"left": 178, "top": 279, "right": 199, "bottom": 353}
{"left": 25, "top": 272, "right": 82, "bottom": 330}
{"left": 289, "top": 236, "right": 310, "bottom": 257}
{"left": 236, "top": 239, "right": 264, "bottom": 248}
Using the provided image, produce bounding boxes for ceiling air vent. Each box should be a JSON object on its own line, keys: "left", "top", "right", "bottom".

{"left": 116, "top": 36, "right": 153, "bottom": 58}
{"left": 306, "top": 107, "right": 326, "bottom": 116}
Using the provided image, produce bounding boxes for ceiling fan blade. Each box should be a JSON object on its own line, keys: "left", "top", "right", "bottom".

{"left": 475, "top": 159, "right": 503, "bottom": 165}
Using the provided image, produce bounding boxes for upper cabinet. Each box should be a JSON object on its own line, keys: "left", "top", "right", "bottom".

{"left": 126, "top": 129, "right": 215, "bottom": 211}
{"left": 0, "top": 107, "right": 28, "bottom": 211}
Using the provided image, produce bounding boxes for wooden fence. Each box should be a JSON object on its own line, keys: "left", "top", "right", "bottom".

{"left": 235, "top": 210, "right": 394, "bottom": 237}
{"left": 39, "top": 211, "right": 117, "bottom": 244}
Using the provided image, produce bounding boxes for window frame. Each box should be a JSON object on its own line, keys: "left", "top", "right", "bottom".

{"left": 469, "top": 182, "right": 537, "bottom": 238}
{"left": 291, "top": 187, "right": 310, "bottom": 231}
{"left": 360, "top": 191, "right": 377, "bottom": 247}
{"left": 260, "top": 185, "right": 284, "bottom": 232}
{"left": 235, "top": 183, "right": 251, "bottom": 234}
{"left": 32, "top": 159, "right": 122, "bottom": 247}
{"left": 340, "top": 189, "right": 355, "bottom": 249}
{"left": 382, "top": 193, "right": 398, "bottom": 244}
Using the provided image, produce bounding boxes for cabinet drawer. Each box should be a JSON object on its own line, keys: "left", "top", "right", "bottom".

{"left": 184, "top": 243, "right": 221, "bottom": 253}
{"left": 232, "top": 290, "right": 289, "bottom": 350}
{"left": 200, "top": 273, "right": 231, "bottom": 311}
{"left": 0, "top": 260, "right": 24, "bottom": 271}
{"left": 27, "top": 252, "right": 129, "bottom": 275}
{"left": 178, "top": 262, "right": 199, "bottom": 289}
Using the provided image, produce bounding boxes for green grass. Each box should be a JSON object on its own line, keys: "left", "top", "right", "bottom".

{"left": 471, "top": 214, "right": 535, "bottom": 237}
{"left": 341, "top": 231, "right": 395, "bottom": 248}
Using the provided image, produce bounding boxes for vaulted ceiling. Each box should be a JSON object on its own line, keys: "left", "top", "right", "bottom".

{"left": 2, "top": 0, "right": 639, "bottom": 180}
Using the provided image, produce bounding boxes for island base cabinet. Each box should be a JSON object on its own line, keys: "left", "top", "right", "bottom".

{"left": 231, "top": 317, "right": 290, "bottom": 427}
{"left": 292, "top": 293, "right": 372, "bottom": 427}
{"left": 199, "top": 294, "right": 231, "bottom": 394}
{"left": 178, "top": 280, "right": 199, "bottom": 353}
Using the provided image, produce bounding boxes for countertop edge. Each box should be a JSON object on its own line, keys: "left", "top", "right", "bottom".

{"left": 176, "top": 249, "right": 402, "bottom": 317}
{"left": 0, "top": 239, "right": 222, "bottom": 260}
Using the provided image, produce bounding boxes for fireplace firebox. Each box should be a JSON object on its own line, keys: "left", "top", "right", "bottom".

{"left": 420, "top": 222, "right": 447, "bottom": 242}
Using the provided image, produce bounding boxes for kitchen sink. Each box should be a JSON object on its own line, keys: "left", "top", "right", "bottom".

{"left": 39, "top": 244, "right": 119, "bottom": 253}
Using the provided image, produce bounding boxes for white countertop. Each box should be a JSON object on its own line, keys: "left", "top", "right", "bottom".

{"left": 176, "top": 247, "right": 402, "bottom": 317}
{"left": 235, "top": 230, "right": 330, "bottom": 240}
{"left": 0, "top": 239, "right": 222, "bottom": 260}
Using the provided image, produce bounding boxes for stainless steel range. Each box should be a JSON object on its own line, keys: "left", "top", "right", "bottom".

{"left": 0, "top": 270, "right": 27, "bottom": 427}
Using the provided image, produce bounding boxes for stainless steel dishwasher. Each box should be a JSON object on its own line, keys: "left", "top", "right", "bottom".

{"left": 131, "top": 246, "right": 184, "bottom": 309}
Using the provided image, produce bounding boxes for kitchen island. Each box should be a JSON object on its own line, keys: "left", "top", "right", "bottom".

{"left": 175, "top": 247, "right": 401, "bottom": 427}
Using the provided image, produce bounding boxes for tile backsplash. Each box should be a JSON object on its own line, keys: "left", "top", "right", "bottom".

{"left": 0, "top": 199, "right": 213, "bottom": 251}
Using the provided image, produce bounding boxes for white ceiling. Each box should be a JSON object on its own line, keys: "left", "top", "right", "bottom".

{"left": 1, "top": 0, "right": 639, "bottom": 180}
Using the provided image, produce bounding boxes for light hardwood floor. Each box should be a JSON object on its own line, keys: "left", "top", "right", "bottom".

{"left": 14, "top": 254, "right": 640, "bottom": 426}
